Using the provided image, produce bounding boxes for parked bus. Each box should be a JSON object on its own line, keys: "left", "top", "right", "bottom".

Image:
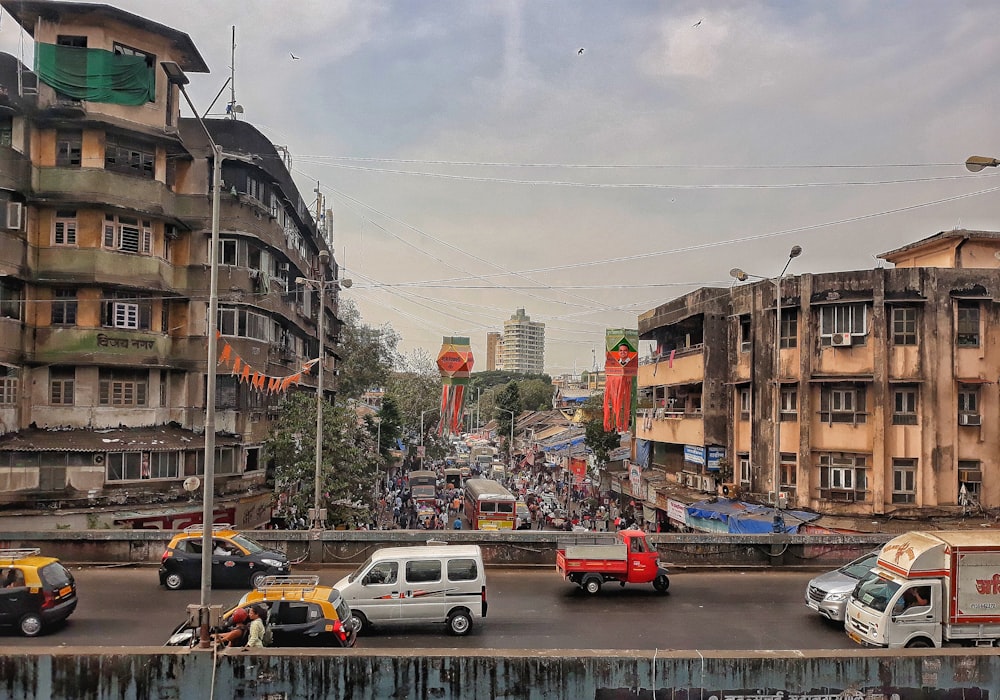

{"left": 444, "top": 468, "right": 464, "bottom": 490}
{"left": 408, "top": 470, "right": 437, "bottom": 505}
{"left": 463, "top": 478, "right": 516, "bottom": 531}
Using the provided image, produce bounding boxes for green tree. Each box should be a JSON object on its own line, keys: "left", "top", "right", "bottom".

{"left": 519, "top": 377, "right": 554, "bottom": 410}
{"left": 264, "top": 391, "right": 381, "bottom": 528}
{"left": 582, "top": 393, "right": 622, "bottom": 468}
{"left": 494, "top": 381, "right": 521, "bottom": 456}
{"left": 335, "top": 298, "right": 400, "bottom": 401}
{"left": 374, "top": 394, "right": 402, "bottom": 461}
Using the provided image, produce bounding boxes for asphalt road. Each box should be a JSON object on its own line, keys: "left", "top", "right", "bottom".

{"left": 2, "top": 565, "right": 855, "bottom": 650}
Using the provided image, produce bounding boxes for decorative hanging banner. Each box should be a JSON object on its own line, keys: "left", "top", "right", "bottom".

{"left": 213, "top": 330, "right": 319, "bottom": 397}
{"left": 436, "top": 336, "right": 474, "bottom": 436}
{"left": 603, "top": 328, "right": 639, "bottom": 432}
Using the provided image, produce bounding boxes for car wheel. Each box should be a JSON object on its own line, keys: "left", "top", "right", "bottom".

{"left": 249, "top": 571, "right": 268, "bottom": 589}
{"left": 164, "top": 572, "right": 185, "bottom": 591}
{"left": 583, "top": 576, "right": 602, "bottom": 595}
{"left": 20, "top": 613, "right": 43, "bottom": 637}
{"left": 447, "top": 610, "right": 472, "bottom": 636}
{"left": 905, "top": 638, "right": 933, "bottom": 648}
{"left": 350, "top": 611, "right": 369, "bottom": 636}
{"left": 653, "top": 574, "right": 670, "bottom": 593}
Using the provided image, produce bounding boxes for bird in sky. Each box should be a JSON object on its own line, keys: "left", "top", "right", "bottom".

{"left": 578, "top": 48, "right": 585, "bottom": 55}
{"left": 692, "top": 20, "right": 702, "bottom": 27}
{"left": 290, "top": 53, "right": 300, "bottom": 60}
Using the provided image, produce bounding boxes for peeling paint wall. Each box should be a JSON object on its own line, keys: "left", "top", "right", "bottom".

{"left": 0, "top": 648, "right": 994, "bottom": 700}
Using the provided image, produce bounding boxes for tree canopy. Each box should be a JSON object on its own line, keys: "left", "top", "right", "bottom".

{"left": 582, "top": 393, "right": 622, "bottom": 467}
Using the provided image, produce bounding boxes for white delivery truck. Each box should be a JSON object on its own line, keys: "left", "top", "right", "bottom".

{"left": 844, "top": 530, "right": 1000, "bottom": 648}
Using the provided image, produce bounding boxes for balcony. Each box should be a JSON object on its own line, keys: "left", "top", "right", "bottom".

{"left": 35, "top": 246, "right": 176, "bottom": 291}
{"left": 639, "top": 347, "right": 704, "bottom": 387}
{"left": 31, "top": 327, "right": 169, "bottom": 366}
{"left": 0, "top": 146, "right": 30, "bottom": 192}
{"left": 635, "top": 408, "right": 704, "bottom": 445}
{"left": 33, "top": 167, "right": 179, "bottom": 217}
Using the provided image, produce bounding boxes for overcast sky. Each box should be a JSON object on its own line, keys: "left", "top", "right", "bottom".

{"left": 4, "top": 1, "right": 1000, "bottom": 376}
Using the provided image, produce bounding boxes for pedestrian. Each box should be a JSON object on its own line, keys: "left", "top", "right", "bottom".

{"left": 245, "top": 604, "right": 267, "bottom": 648}
{"left": 453, "top": 516, "right": 462, "bottom": 530}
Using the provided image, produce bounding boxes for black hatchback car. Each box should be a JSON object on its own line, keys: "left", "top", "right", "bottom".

{"left": 0, "top": 548, "right": 78, "bottom": 636}
{"left": 159, "top": 525, "right": 290, "bottom": 590}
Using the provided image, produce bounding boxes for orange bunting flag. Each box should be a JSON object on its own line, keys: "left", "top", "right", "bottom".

{"left": 254, "top": 373, "right": 266, "bottom": 390}
{"left": 215, "top": 329, "right": 222, "bottom": 339}
{"left": 231, "top": 356, "right": 242, "bottom": 375}
{"left": 268, "top": 377, "right": 280, "bottom": 393}
{"left": 280, "top": 376, "right": 293, "bottom": 392}
{"left": 218, "top": 343, "right": 232, "bottom": 365}
{"left": 240, "top": 365, "right": 251, "bottom": 383}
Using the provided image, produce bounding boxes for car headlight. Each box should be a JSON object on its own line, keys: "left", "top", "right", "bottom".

{"left": 167, "top": 629, "right": 194, "bottom": 646}
{"left": 826, "top": 592, "right": 849, "bottom": 602}
{"left": 261, "top": 558, "right": 284, "bottom": 568}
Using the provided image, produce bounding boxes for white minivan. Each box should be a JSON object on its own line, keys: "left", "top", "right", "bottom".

{"left": 333, "top": 544, "right": 487, "bottom": 636}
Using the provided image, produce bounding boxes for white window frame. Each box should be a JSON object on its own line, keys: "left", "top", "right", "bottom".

{"left": 104, "top": 214, "right": 152, "bottom": 255}
{"left": 819, "top": 303, "right": 868, "bottom": 342}
{"left": 113, "top": 302, "right": 139, "bottom": 329}
{"left": 738, "top": 455, "right": 751, "bottom": 487}
{"left": 53, "top": 211, "right": 78, "bottom": 246}
{"left": 892, "top": 458, "right": 916, "bottom": 504}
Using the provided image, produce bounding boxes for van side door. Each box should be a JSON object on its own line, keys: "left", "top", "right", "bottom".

{"left": 355, "top": 561, "right": 401, "bottom": 624}
{"left": 400, "top": 558, "right": 445, "bottom": 623}
{"left": 889, "top": 580, "right": 942, "bottom": 647}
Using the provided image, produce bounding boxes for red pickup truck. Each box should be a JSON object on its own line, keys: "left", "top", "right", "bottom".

{"left": 555, "top": 530, "right": 670, "bottom": 595}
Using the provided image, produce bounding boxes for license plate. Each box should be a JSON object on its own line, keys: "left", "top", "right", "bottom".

{"left": 847, "top": 630, "right": 863, "bottom": 645}
{"left": 59, "top": 585, "right": 73, "bottom": 597}
{"left": 806, "top": 601, "right": 819, "bottom": 611}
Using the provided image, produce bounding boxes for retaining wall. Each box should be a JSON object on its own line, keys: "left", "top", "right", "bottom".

{"left": 0, "top": 530, "right": 892, "bottom": 568}
{"left": 0, "top": 647, "right": 994, "bottom": 700}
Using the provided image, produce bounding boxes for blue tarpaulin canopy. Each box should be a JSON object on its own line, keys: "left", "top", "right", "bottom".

{"left": 685, "top": 498, "right": 820, "bottom": 534}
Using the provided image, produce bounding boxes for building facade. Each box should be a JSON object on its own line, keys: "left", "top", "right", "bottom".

{"left": 0, "top": 1, "right": 342, "bottom": 528}
{"left": 636, "top": 230, "right": 1000, "bottom": 518}
{"left": 485, "top": 331, "right": 500, "bottom": 371}
{"left": 500, "top": 308, "right": 545, "bottom": 374}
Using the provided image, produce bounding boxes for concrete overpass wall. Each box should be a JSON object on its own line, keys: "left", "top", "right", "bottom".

{"left": 0, "top": 648, "right": 993, "bottom": 700}
{"left": 0, "top": 530, "right": 891, "bottom": 567}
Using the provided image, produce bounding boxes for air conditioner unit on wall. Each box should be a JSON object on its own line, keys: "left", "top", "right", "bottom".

{"left": 701, "top": 475, "right": 716, "bottom": 493}
{"left": 959, "top": 413, "right": 982, "bottom": 426}
{"left": 721, "top": 482, "right": 739, "bottom": 499}
{"left": 830, "top": 332, "right": 853, "bottom": 347}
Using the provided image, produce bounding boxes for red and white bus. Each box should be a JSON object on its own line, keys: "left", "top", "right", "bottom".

{"left": 463, "top": 478, "right": 516, "bottom": 530}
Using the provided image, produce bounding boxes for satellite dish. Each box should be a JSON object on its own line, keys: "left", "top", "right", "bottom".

{"left": 183, "top": 476, "right": 202, "bottom": 493}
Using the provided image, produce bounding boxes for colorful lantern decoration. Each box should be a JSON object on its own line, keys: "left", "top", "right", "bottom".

{"left": 436, "top": 336, "right": 474, "bottom": 435}
{"left": 603, "top": 328, "right": 639, "bottom": 432}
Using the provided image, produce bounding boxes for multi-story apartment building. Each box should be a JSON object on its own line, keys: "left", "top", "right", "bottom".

{"left": 500, "top": 308, "right": 545, "bottom": 374}
{"left": 485, "top": 331, "right": 500, "bottom": 371}
{"left": 0, "top": 1, "right": 342, "bottom": 528}
{"left": 636, "top": 230, "right": 999, "bottom": 519}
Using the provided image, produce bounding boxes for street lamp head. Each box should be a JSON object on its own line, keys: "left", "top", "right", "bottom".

{"left": 340, "top": 278, "right": 353, "bottom": 288}
{"left": 965, "top": 155, "right": 1000, "bottom": 173}
{"left": 294, "top": 277, "right": 307, "bottom": 286}
{"left": 729, "top": 267, "right": 748, "bottom": 282}
{"left": 160, "top": 61, "right": 189, "bottom": 86}
{"left": 318, "top": 249, "right": 330, "bottom": 266}
{"left": 788, "top": 245, "right": 802, "bottom": 259}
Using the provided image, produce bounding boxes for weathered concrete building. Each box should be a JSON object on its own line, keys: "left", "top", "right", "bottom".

{"left": 0, "top": 1, "right": 342, "bottom": 527}
{"left": 636, "top": 230, "right": 999, "bottom": 519}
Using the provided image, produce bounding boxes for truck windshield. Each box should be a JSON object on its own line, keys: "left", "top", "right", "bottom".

{"left": 852, "top": 575, "right": 900, "bottom": 612}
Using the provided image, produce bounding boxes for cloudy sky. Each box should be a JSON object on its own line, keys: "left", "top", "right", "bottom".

{"left": 4, "top": 1, "right": 1000, "bottom": 376}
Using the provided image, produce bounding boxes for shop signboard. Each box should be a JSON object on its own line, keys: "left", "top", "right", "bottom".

{"left": 683, "top": 444, "right": 705, "bottom": 466}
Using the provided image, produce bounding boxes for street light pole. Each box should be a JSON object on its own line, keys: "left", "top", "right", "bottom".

{"left": 161, "top": 61, "right": 223, "bottom": 650}
{"left": 730, "top": 245, "right": 802, "bottom": 533}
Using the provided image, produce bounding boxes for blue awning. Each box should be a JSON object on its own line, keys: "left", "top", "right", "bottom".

{"left": 685, "top": 498, "right": 820, "bottom": 534}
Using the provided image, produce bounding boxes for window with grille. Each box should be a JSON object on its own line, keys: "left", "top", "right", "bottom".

{"left": 53, "top": 210, "right": 78, "bottom": 246}
{"left": 958, "top": 387, "right": 979, "bottom": 415}
{"left": 819, "top": 385, "right": 867, "bottom": 424}
{"left": 819, "top": 303, "right": 868, "bottom": 344}
{"left": 892, "top": 387, "right": 918, "bottom": 425}
{"left": 104, "top": 214, "right": 152, "bottom": 254}
{"left": 739, "top": 315, "right": 751, "bottom": 353}
{"left": 49, "top": 367, "right": 75, "bottom": 405}
{"left": 56, "top": 131, "right": 82, "bottom": 167}
{"left": 892, "top": 458, "right": 916, "bottom": 504}
{"left": 891, "top": 306, "right": 917, "bottom": 345}
{"left": 105, "top": 134, "right": 155, "bottom": 178}
{"left": 0, "top": 365, "right": 17, "bottom": 405}
{"left": 0, "top": 279, "right": 21, "bottom": 320}
{"left": 739, "top": 387, "right": 750, "bottom": 420}
{"left": 0, "top": 116, "right": 11, "bottom": 147}
{"left": 780, "top": 453, "right": 797, "bottom": 489}
{"left": 957, "top": 302, "right": 980, "bottom": 347}
{"left": 150, "top": 452, "right": 179, "bottom": 479}
{"left": 51, "top": 289, "right": 77, "bottom": 325}
{"left": 779, "top": 308, "right": 798, "bottom": 348}
{"left": 98, "top": 369, "right": 148, "bottom": 406}
{"left": 818, "top": 453, "right": 867, "bottom": 501}
{"left": 958, "top": 460, "right": 982, "bottom": 499}
{"left": 101, "top": 292, "right": 151, "bottom": 330}
{"left": 738, "top": 455, "right": 751, "bottom": 487}
{"left": 780, "top": 387, "right": 797, "bottom": 421}
{"left": 218, "top": 305, "right": 271, "bottom": 341}
{"left": 106, "top": 452, "right": 142, "bottom": 481}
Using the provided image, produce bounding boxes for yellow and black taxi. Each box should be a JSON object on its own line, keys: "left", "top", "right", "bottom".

{"left": 0, "top": 548, "right": 78, "bottom": 637}
{"left": 159, "top": 524, "right": 290, "bottom": 591}
{"left": 166, "top": 575, "right": 357, "bottom": 648}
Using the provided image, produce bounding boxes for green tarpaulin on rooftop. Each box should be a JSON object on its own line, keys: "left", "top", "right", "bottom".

{"left": 35, "top": 43, "right": 154, "bottom": 106}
